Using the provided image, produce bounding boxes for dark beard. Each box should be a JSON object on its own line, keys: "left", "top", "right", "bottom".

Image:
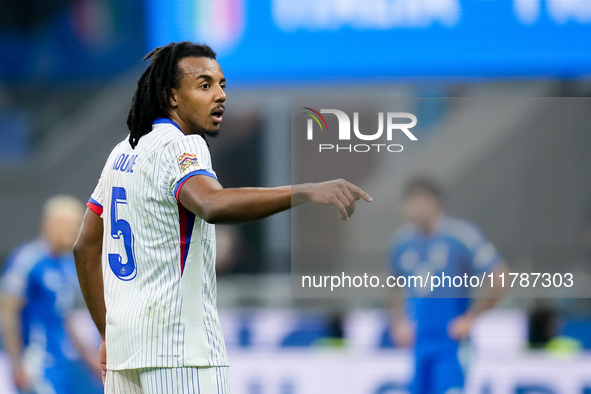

{"left": 203, "top": 128, "right": 220, "bottom": 138}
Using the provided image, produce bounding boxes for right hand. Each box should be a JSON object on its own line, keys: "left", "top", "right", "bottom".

{"left": 295, "top": 179, "right": 373, "bottom": 220}
{"left": 391, "top": 319, "right": 415, "bottom": 348}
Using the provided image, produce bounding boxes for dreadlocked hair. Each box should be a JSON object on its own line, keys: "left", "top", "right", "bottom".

{"left": 126, "top": 42, "right": 217, "bottom": 148}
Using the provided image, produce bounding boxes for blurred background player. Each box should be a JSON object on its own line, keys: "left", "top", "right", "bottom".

{"left": 388, "top": 177, "right": 508, "bottom": 394}
{"left": 0, "top": 195, "right": 101, "bottom": 394}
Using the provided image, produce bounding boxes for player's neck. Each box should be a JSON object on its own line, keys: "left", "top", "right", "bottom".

{"left": 419, "top": 212, "right": 443, "bottom": 235}
{"left": 167, "top": 113, "right": 205, "bottom": 138}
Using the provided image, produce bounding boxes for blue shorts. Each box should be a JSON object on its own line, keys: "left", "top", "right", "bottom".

{"left": 410, "top": 342, "right": 464, "bottom": 394}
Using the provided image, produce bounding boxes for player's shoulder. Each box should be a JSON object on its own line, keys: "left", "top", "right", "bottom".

{"left": 1, "top": 240, "right": 50, "bottom": 295}
{"left": 169, "top": 131, "right": 208, "bottom": 152}
{"left": 3, "top": 239, "right": 47, "bottom": 273}
{"left": 149, "top": 122, "right": 208, "bottom": 155}
{"left": 438, "top": 216, "right": 484, "bottom": 249}
{"left": 104, "top": 137, "right": 132, "bottom": 159}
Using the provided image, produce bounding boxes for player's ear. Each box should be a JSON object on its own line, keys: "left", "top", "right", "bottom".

{"left": 167, "top": 88, "right": 179, "bottom": 109}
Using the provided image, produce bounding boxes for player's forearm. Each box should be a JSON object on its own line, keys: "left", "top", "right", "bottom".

{"left": 387, "top": 286, "right": 407, "bottom": 321}
{"left": 0, "top": 327, "right": 23, "bottom": 366}
{"left": 467, "top": 263, "right": 510, "bottom": 317}
{"left": 207, "top": 185, "right": 296, "bottom": 223}
{"left": 180, "top": 176, "right": 372, "bottom": 223}
{"left": 182, "top": 185, "right": 298, "bottom": 224}
{"left": 184, "top": 183, "right": 334, "bottom": 224}
{"left": 0, "top": 299, "right": 24, "bottom": 367}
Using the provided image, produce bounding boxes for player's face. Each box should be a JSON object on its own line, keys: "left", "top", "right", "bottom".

{"left": 43, "top": 211, "right": 83, "bottom": 254}
{"left": 403, "top": 191, "right": 441, "bottom": 229}
{"left": 170, "top": 57, "right": 226, "bottom": 137}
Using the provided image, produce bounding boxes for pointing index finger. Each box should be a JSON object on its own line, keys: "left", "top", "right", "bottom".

{"left": 347, "top": 183, "right": 373, "bottom": 202}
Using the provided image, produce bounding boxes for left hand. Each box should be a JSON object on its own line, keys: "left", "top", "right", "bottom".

{"left": 447, "top": 313, "right": 476, "bottom": 340}
{"left": 99, "top": 338, "right": 106, "bottom": 384}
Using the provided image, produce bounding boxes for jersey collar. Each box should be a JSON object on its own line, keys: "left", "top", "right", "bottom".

{"left": 152, "top": 117, "right": 210, "bottom": 146}
{"left": 153, "top": 118, "right": 182, "bottom": 131}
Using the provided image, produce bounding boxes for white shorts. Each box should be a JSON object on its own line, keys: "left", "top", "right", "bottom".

{"left": 105, "top": 366, "right": 231, "bottom": 394}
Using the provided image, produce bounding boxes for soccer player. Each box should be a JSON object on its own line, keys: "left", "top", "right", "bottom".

{"left": 388, "top": 177, "right": 507, "bottom": 394}
{"left": 73, "top": 41, "right": 372, "bottom": 393}
{"left": 0, "top": 195, "right": 100, "bottom": 393}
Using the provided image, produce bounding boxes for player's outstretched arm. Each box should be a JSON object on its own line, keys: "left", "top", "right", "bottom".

{"left": 73, "top": 209, "right": 106, "bottom": 338}
{"left": 179, "top": 176, "right": 372, "bottom": 224}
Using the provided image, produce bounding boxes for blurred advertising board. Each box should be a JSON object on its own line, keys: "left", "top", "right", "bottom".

{"left": 147, "top": 0, "right": 591, "bottom": 84}
{"left": 227, "top": 350, "right": 591, "bottom": 394}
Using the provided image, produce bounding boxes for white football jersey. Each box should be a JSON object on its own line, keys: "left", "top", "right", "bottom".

{"left": 87, "top": 118, "right": 228, "bottom": 370}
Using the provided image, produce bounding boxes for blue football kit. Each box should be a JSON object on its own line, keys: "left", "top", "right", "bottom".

{"left": 1, "top": 239, "right": 93, "bottom": 394}
{"left": 390, "top": 215, "right": 501, "bottom": 394}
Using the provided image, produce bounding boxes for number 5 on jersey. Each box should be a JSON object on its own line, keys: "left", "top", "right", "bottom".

{"left": 109, "top": 186, "right": 137, "bottom": 280}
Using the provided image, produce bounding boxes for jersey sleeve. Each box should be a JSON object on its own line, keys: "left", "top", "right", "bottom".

{"left": 87, "top": 148, "right": 117, "bottom": 218}
{"left": 462, "top": 224, "right": 502, "bottom": 274}
{"left": 165, "top": 135, "right": 218, "bottom": 201}
{"left": 87, "top": 175, "right": 104, "bottom": 217}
